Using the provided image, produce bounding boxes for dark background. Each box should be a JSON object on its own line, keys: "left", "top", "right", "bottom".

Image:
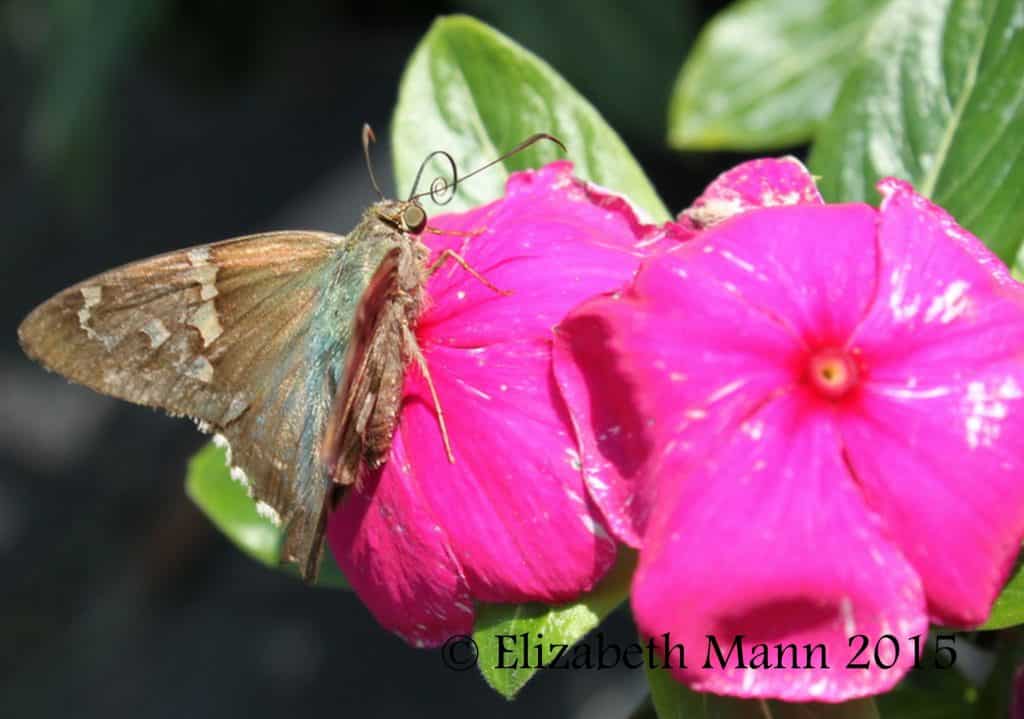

{"left": 0, "top": 2, "right": 754, "bottom": 716}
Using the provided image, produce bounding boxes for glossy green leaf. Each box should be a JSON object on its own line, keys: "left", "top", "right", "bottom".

{"left": 1012, "top": 242, "right": 1024, "bottom": 283}
{"left": 27, "top": 0, "right": 169, "bottom": 197}
{"left": 472, "top": 549, "right": 636, "bottom": 698}
{"left": 647, "top": 666, "right": 738, "bottom": 719}
{"left": 392, "top": 14, "right": 669, "bottom": 221}
{"left": 809, "top": 0, "right": 1024, "bottom": 263}
{"left": 186, "top": 442, "right": 280, "bottom": 567}
{"left": 647, "top": 667, "right": 880, "bottom": 719}
{"left": 970, "top": 630, "right": 1024, "bottom": 718}
{"left": 185, "top": 442, "right": 348, "bottom": 589}
{"left": 981, "top": 553, "right": 1024, "bottom": 629}
{"left": 875, "top": 639, "right": 980, "bottom": 718}
{"left": 668, "top": 0, "right": 889, "bottom": 151}
{"left": 454, "top": 0, "right": 697, "bottom": 142}
{"left": 875, "top": 681, "right": 978, "bottom": 719}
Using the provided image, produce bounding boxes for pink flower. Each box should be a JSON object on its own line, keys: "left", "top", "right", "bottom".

{"left": 326, "top": 161, "right": 687, "bottom": 646}
{"left": 553, "top": 159, "right": 1024, "bottom": 701}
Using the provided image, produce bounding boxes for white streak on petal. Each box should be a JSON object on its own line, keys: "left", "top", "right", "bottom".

{"left": 579, "top": 514, "right": 609, "bottom": 539}
{"left": 924, "top": 280, "right": 970, "bottom": 323}
{"left": 455, "top": 377, "right": 491, "bottom": 400}
{"left": 839, "top": 596, "right": 856, "bottom": 636}
{"left": 720, "top": 249, "right": 755, "bottom": 273}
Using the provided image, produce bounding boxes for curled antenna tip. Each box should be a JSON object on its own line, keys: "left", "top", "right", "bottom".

{"left": 406, "top": 131, "right": 568, "bottom": 204}
{"left": 361, "top": 123, "right": 385, "bottom": 200}
{"left": 535, "top": 133, "right": 567, "bottom": 153}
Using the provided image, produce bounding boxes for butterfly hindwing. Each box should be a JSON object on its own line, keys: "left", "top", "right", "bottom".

{"left": 18, "top": 231, "right": 361, "bottom": 577}
{"left": 322, "top": 244, "right": 412, "bottom": 487}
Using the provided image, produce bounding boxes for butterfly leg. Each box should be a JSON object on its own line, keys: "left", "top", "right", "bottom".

{"left": 423, "top": 225, "right": 484, "bottom": 239}
{"left": 404, "top": 324, "right": 456, "bottom": 464}
{"left": 426, "top": 249, "right": 512, "bottom": 295}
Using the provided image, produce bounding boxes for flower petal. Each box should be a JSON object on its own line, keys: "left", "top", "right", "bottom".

{"left": 838, "top": 181, "right": 1024, "bottom": 624}
{"left": 327, "top": 433, "right": 473, "bottom": 648}
{"left": 329, "top": 162, "right": 676, "bottom": 645}
{"left": 419, "top": 161, "right": 687, "bottom": 348}
{"left": 398, "top": 337, "right": 617, "bottom": 602}
{"left": 632, "top": 396, "right": 927, "bottom": 702}
{"left": 680, "top": 156, "right": 824, "bottom": 230}
{"left": 554, "top": 204, "right": 879, "bottom": 540}
{"left": 674, "top": 203, "right": 881, "bottom": 347}
{"left": 552, "top": 310, "right": 654, "bottom": 547}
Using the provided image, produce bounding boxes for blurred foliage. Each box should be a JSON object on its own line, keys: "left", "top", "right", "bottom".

{"left": 455, "top": 0, "right": 698, "bottom": 144}
{"left": 810, "top": 0, "right": 1024, "bottom": 264}
{"left": 648, "top": 664, "right": 881, "bottom": 719}
{"left": 672, "top": 0, "right": 1024, "bottom": 266}
{"left": 6, "top": 0, "right": 434, "bottom": 205}
{"left": 11, "top": 0, "right": 1024, "bottom": 714}
{"left": 667, "top": 0, "right": 888, "bottom": 150}
{"left": 984, "top": 556, "right": 1024, "bottom": 630}
{"left": 186, "top": 443, "right": 348, "bottom": 589}
{"left": 8, "top": 0, "right": 702, "bottom": 207}
{"left": 10, "top": 0, "right": 169, "bottom": 203}
{"left": 473, "top": 550, "right": 637, "bottom": 699}
{"left": 392, "top": 14, "right": 669, "bottom": 219}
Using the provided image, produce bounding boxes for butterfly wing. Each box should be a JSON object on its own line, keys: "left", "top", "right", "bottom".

{"left": 321, "top": 245, "right": 409, "bottom": 488}
{"left": 18, "top": 231, "right": 360, "bottom": 579}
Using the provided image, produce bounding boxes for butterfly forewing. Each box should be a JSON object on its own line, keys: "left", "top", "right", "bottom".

{"left": 18, "top": 231, "right": 356, "bottom": 578}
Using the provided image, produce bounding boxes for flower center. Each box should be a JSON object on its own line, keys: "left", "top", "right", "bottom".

{"left": 806, "top": 348, "right": 859, "bottom": 400}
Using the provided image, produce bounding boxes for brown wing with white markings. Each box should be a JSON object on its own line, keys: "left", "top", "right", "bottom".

{"left": 18, "top": 231, "right": 348, "bottom": 579}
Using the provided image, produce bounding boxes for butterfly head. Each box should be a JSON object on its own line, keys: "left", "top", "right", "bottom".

{"left": 374, "top": 200, "right": 428, "bottom": 235}
{"left": 360, "top": 122, "right": 565, "bottom": 238}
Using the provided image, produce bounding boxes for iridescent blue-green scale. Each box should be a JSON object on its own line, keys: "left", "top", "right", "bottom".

{"left": 256, "top": 230, "right": 400, "bottom": 506}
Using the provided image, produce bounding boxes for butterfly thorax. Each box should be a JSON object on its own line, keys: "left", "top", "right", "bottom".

{"left": 320, "top": 197, "right": 434, "bottom": 492}
{"left": 348, "top": 199, "right": 431, "bottom": 306}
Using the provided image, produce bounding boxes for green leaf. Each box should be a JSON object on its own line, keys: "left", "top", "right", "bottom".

{"left": 809, "top": 0, "right": 1024, "bottom": 263}
{"left": 647, "top": 666, "right": 738, "bottom": 719}
{"left": 1012, "top": 242, "right": 1024, "bottom": 283}
{"left": 971, "top": 630, "right": 1024, "bottom": 718}
{"left": 391, "top": 14, "right": 669, "bottom": 221}
{"left": 185, "top": 442, "right": 348, "bottom": 588}
{"left": 765, "top": 698, "right": 880, "bottom": 718}
{"left": 668, "top": 0, "right": 889, "bottom": 151}
{"left": 454, "top": 0, "right": 697, "bottom": 142}
{"left": 28, "top": 0, "right": 169, "bottom": 196}
{"left": 875, "top": 680, "right": 978, "bottom": 719}
{"left": 981, "top": 553, "right": 1024, "bottom": 629}
{"left": 186, "top": 442, "right": 281, "bottom": 567}
{"left": 874, "top": 639, "right": 980, "bottom": 718}
{"left": 472, "top": 548, "right": 636, "bottom": 698}
{"left": 647, "top": 667, "right": 880, "bottom": 719}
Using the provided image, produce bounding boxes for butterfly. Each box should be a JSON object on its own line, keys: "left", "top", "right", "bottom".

{"left": 17, "top": 126, "right": 563, "bottom": 581}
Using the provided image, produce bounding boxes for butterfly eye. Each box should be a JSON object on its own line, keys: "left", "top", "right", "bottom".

{"left": 401, "top": 205, "right": 427, "bottom": 234}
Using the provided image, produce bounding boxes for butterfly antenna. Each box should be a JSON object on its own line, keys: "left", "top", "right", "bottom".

{"left": 408, "top": 133, "right": 566, "bottom": 204}
{"left": 407, "top": 149, "right": 458, "bottom": 205}
{"left": 362, "top": 124, "right": 385, "bottom": 201}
